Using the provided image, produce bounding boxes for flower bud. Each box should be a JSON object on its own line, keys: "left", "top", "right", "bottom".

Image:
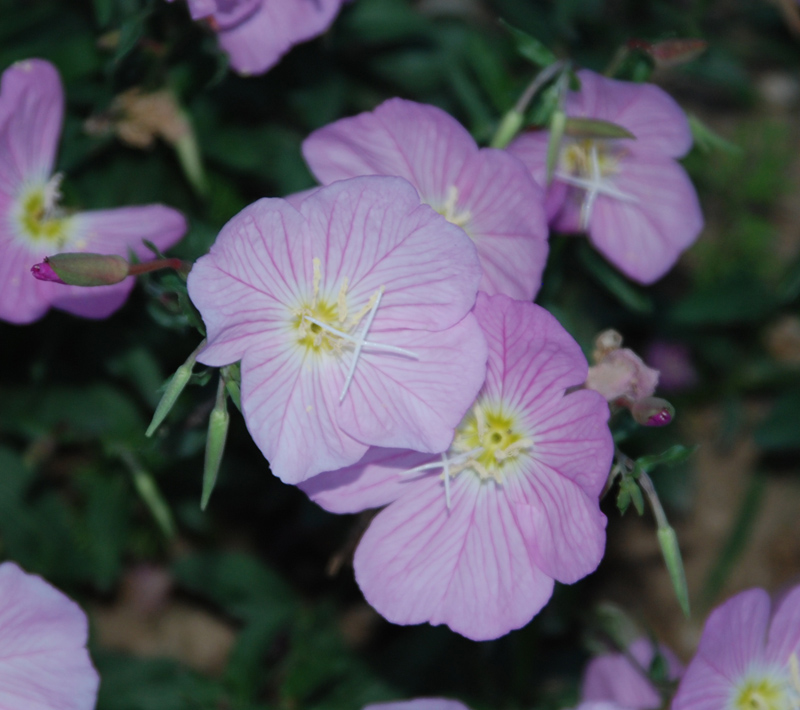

{"left": 30, "top": 259, "right": 64, "bottom": 283}
{"left": 31, "top": 253, "right": 130, "bottom": 287}
{"left": 631, "top": 397, "right": 675, "bottom": 427}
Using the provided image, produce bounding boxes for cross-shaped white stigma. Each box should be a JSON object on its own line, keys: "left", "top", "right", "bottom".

{"left": 555, "top": 144, "right": 639, "bottom": 229}
{"left": 399, "top": 447, "right": 484, "bottom": 510}
{"left": 303, "top": 290, "right": 418, "bottom": 403}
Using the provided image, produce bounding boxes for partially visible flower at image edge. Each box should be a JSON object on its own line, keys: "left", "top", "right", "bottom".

{"left": 672, "top": 584, "right": 800, "bottom": 710}
{"left": 166, "top": 0, "right": 349, "bottom": 76}
{"left": 508, "top": 69, "right": 703, "bottom": 284}
{"left": 303, "top": 293, "right": 613, "bottom": 641}
{"left": 0, "top": 561, "right": 99, "bottom": 710}
{"left": 364, "top": 700, "right": 470, "bottom": 710}
{"left": 0, "top": 58, "right": 186, "bottom": 324}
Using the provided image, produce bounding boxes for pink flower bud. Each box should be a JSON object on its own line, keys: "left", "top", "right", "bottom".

{"left": 30, "top": 253, "right": 130, "bottom": 287}
{"left": 631, "top": 397, "right": 675, "bottom": 427}
{"left": 30, "top": 259, "right": 65, "bottom": 283}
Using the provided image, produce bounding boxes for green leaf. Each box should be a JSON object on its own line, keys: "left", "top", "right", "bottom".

{"left": 500, "top": 20, "right": 557, "bottom": 68}
{"left": 755, "top": 391, "right": 800, "bottom": 451}
{"left": 92, "top": 0, "right": 115, "bottom": 27}
{"left": 688, "top": 114, "right": 742, "bottom": 156}
{"left": 577, "top": 242, "right": 655, "bottom": 313}
{"left": 670, "top": 274, "right": 778, "bottom": 325}
{"left": 657, "top": 525, "right": 690, "bottom": 617}
{"left": 173, "top": 552, "right": 297, "bottom": 624}
{"left": 636, "top": 445, "right": 698, "bottom": 473}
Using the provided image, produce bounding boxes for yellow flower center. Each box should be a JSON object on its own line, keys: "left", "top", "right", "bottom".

{"left": 435, "top": 185, "right": 472, "bottom": 231}
{"left": 560, "top": 139, "right": 619, "bottom": 179}
{"left": 734, "top": 678, "right": 792, "bottom": 710}
{"left": 15, "top": 177, "right": 73, "bottom": 248}
{"left": 448, "top": 403, "right": 532, "bottom": 484}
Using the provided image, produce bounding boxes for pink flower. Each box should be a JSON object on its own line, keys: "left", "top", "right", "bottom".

{"left": 302, "top": 98, "right": 549, "bottom": 301}
{"left": 167, "top": 0, "right": 348, "bottom": 76}
{"left": 508, "top": 69, "right": 703, "bottom": 284}
{"left": 0, "top": 59, "right": 186, "bottom": 324}
{"left": 672, "top": 585, "right": 800, "bottom": 710}
{"left": 364, "top": 701, "right": 469, "bottom": 710}
{"left": 0, "top": 561, "right": 99, "bottom": 710}
{"left": 302, "top": 293, "right": 613, "bottom": 640}
{"left": 187, "top": 176, "right": 487, "bottom": 485}
{"left": 582, "top": 638, "right": 683, "bottom": 709}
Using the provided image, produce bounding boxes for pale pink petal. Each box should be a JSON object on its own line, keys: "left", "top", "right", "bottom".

{"left": 694, "top": 589, "right": 771, "bottom": 681}
{"left": 569, "top": 70, "right": 693, "bottom": 158}
{"left": 475, "top": 293, "right": 587, "bottom": 407}
{"left": 506, "top": 130, "right": 568, "bottom": 223}
{"left": 188, "top": 197, "right": 310, "bottom": 365}
{"left": 589, "top": 157, "right": 703, "bottom": 284}
{"left": 526, "top": 389, "right": 612, "bottom": 496}
{"left": 336, "top": 314, "right": 488, "bottom": 454}
{"left": 301, "top": 447, "right": 434, "bottom": 514}
{"left": 0, "top": 562, "right": 98, "bottom": 710}
{"left": 365, "top": 700, "right": 469, "bottom": 710}
{"left": 303, "top": 98, "right": 477, "bottom": 203}
{"left": 671, "top": 657, "right": 735, "bottom": 710}
{"left": 297, "top": 177, "right": 482, "bottom": 333}
{"left": 0, "top": 59, "right": 62, "bottom": 192}
{"left": 240, "top": 335, "right": 368, "bottom": 483}
{"left": 454, "top": 149, "right": 548, "bottom": 300}
{"left": 765, "top": 584, "right": 800, "bottom": 665}
{"left": 0, "top": 237, "right": 52, "bottom": 324}
{"left": 217, "top": 0, "right": 345, "bottom": 75}
{"left": 510, "top": 459, "right": 606, "bottom": 583}
{"left": 354, "top": 474, "right": 555, "bottom": 641}
{"left": 68, "top": 205, "right": 187, "bottom": 258}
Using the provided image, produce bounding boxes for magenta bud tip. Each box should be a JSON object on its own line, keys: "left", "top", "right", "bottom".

{"left": 31, "top": 259, "right": 65, "bottom": 284}
{"left": 631, "top": 397, "right": 675, "bottom": 427}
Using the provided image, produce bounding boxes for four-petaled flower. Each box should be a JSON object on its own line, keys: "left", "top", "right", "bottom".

{"left": 302, "top": 98, "right": 549, "bottom": 301}
{"left": 0, "top": 561, "right": 99, "bottom": 710}
{"left": 302, "top": 293, "right": 613, "bottom": 640}
{"left": 0, "top": 59, "right": 186, "bottom": 324}
{"left": 167, "top": 0, "right": 349, "bottom": 76}
{"left": 672, "top": 585, "right": 800, "bottom": 710}
{"left": 508, "top": 69, "right": 703, "bottom": 284}
{"left": 187, "top": 176, "right": 488, "bottom": 484}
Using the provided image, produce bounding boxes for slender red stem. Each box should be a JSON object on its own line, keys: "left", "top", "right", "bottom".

{"left": 127, "top": 258, "right": 189, "bottom": 277}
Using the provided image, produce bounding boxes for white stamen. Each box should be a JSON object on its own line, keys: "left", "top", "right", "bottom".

{"left": 555, "top": 145, "right": 638, "bottom": 229}
{"left": 339, "top": 289, "right": 382, "bottom": 402}
{"left": 42, "top": 173, "right": 64, "bottom": 219}
{"left": 442, "top": 451, "right": 452, "bottom": 509}
{"left": 399, "top": 447, "right": 483, "bottom": 478}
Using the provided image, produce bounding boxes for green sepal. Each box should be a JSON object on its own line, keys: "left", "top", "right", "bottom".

{"left": 657, "top": 524, "right": 691, "bottom": 618}
{"left": 564, "top": 117, "right": 635, "bottom": 140}
{"left": 201, "top": 377, "right": 230, "bottom": 511}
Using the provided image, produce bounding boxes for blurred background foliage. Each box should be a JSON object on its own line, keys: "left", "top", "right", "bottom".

{"left": 2, "top": 0, "right": 800, "bottom": 708}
